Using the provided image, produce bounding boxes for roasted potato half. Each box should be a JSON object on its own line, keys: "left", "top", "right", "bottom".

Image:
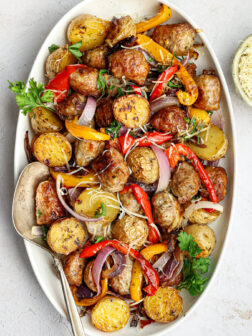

{"left": 47, "top": 217, "right": 85, "bottom": 255}
{"left": 91, "top": 296, "right": 130, "bottom": 332}
{"left": 106, "top": 15, "right": 136, "bottom": 47}
{"left": 188, "top": 123, "right": 228, "bottom": 161}
{"left": 113, "top": 94, "right": 150, "bottom": 128}
{"left": 187, "top": 207, "right": 220, "bottom": 224}
{"left": 67, "top": 14, "right": 111, "bottom": 52}
{"left": 33, "top": 132, "right": 72, "bottom": 167}
{"left": 30, "top": 107, "right": 63, "bottom": 134}
{"left": 144, "top": 287, "right": 183, "bottom": 323}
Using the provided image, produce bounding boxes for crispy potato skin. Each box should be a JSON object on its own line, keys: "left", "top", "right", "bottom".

{"left": 106, "top": 16, "right": 136, "bottom": 47}
{"left": 91, "top": 147, "right": 129, "bottom": 192}
{"left": 194, "top": 74, "right": 221, "bottom": 110}
{"left": 184, "top": 224, "right": 216, "bottom": 258}
{"left": 150, "top": 105, "right": 187, "bottom": 135}
{"left": 171, "top": 162, "right": 201, "bottom": 203}
{"left": 108, "top": 49, "right": 150, "bottom": 85}
{"left": 56, "top": 93, "right": 87, "bottom": 120}
{"left": 110, "top": 255, "right": 133, "bottom": 295}
{"left": 91, "top": 296, "right": 130, "bottom": 332}
{"left": 144, "top": 287, "right": 183, "bottom": 323}
{"left": 152, "top": 23, "right": 196, "bottom": 56}
{"left": 83, "top": 260, "right": 97, "bottom": 292}
{"left": 201, "top": 166, "right": 227, "bottom": 201}
{"left": 82, "top": 45, "right": 108, "bottom": 69}
{"left": 69, "top": 67, "right": 101, "bottom": 97}
{"left": 30, "top": 107, "right": 63, "bottom": 134}
{"left": 75, "top": 139, "right": 105, "bottom": 167}
{"left": 33, "top": 132, "right": 72, "bottom": 167}
{"left": 127, "top": 147, "right": 159, "bottom": 184}
{"left": 151, "top": 191, "right": 182, "bottom": 232}
{"left": 63, "top": 250, "right": 86, "bottom": 286}
{"left": 36, "top": 180, "right": 65, "bottom": 225}
{"left": 112, "top": 215, "right": 149, "bottom": 250}
{"left": 119, "top": 190, "right": 143, "bottom": 214}
{"left": 95, "top": 98, "right": 114, "bottom": 128}
{"left": 113, "top": 94, "right": 150, "bottom": 128}
{"left": 47, "top": 217, "right": 85, "bottom": 255}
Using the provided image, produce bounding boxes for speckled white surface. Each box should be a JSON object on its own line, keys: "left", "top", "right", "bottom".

{"left": 0, "top": 0, "right": 251, "bottom": 335}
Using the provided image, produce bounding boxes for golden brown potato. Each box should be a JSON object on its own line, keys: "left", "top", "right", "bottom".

{"left": 151, "top": 191, "right": 183, "bottom": 232}
{"left": 75, "top": 139, "right": 105, "bottom": 167}
{"left": 187, "top": 207, "right": 220, "bottom": 224}
{"left": 184, "top": 224, "right": 216, "bottom": 258}
{"left": 55, "top": 93, "right": 87, "bottom": 120}
{"left": 144, "top": 287, "right": 183, "bottom": 323}
{"left": 83, "top": 260, "right": 97, "bottom": 292}
{"left": 126, "top": 147, "right": 159, "bottom": 184}
{"left": 201, "top": 166, "right": 227, "bottom": 201}
{"left": 33, "top": 132, "right": 72, "bottom": 167}
{"left": 194, "top": 74, "right": 221, "bottom": 110}
{"left": 91, "top": 296, "right": 130, "bottom": 332}
{"left": 119, "top": 190, "right": 143, "bottom": 214}
{"left": 45, "top": 46, "right": 76, "bottom": 80}
{"left": 95, "top": 98, "right": 114, "bottom": 128}
{"left": 69, "top": 67, "right": 101, "bottom": 97}
{"left": 47, "top": 217, "right": 85, "bottom": 255}
{"left": 67, "top": 14, "right": 111, "bottom": 52}
{"left": 91, "top": 147, "right": 129, "bottom": 192}
{"left": 110, "top": 255, "right": 133, "bottom": 295}
{"left": 106, "top": 16, "right": 136, "bottom": 47}
{"left": 113, "top": 94, "right": 150, "bottom": 128}
{"left": 108, "top": 49, "right": 150, "bottom": 85}
{"left": 30, "top": 107, "right": 63, "bottom": 134}
{"left": 63, "top": 250, "right": 86, "bottom": 286}
{"left": 152, "top": 23, "right": 196, "bottom": 56}
{"left": 82, "top": 45, "right": 108, "bottom": 69}
{"left": 36, "top": 180, "right": 65, "bottom": 225}
{"left": 188, "top": 123, "right": 228, "bottom": 161}
{"left": 112, "top": 215, "right": 149, "bottom": 250}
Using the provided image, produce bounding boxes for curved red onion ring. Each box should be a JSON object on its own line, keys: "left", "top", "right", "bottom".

{"left": 181, "top": 53, "right": 190, "bottom": 66}
{"left": 151, "top": 145, "right": 171, "bottom": 193}
{"left": 103, "top": 251, "right": 126, "bottom": 278}
{"left": 76, "top": 284, "right": 94, "bottom": 299}
{"left": 68, "top": 188, "right": 81, "bottom": 202}
{"left": 163, "top": 257, "right": 180, "bottom": 279}
{"left": 152, "top": 251, "right": 171, "bottom": 272}
{"left": 78, "top": 97, "right": 97, "bottom": 126}
{"left": 150, "top": 96, "right": 180, "bottom": 114}
{"left": 184, "top": 201, "right": 223, "bottom": 219}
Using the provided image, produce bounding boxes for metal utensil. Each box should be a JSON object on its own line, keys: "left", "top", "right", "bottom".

{"left": 12, "top": 162, "right": 85, "bottom": 336}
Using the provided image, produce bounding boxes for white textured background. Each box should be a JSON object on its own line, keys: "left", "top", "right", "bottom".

{"left": 0, "top": 0, "right": 252, "bottom": 335}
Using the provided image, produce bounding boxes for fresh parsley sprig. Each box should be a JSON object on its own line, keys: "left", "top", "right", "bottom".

{"left": 8, "top": 78, "right": 54, "bottom": 115}
{"left": 95, "top": 236, "right": 104, "bottom": 244}
{"left": 105, "top": 120, "right": 121, "bottom": 139}
{"left": 48, "top": 44, "right": 59, "bottom": 53}
{"left": 68, "top": 41, "right": 83, "bottom": 63}
{"left": 97, "top": 69, "right": 109, "bottom": 95}
{"left": 178, "top": 231, "right": 202, "bottom": 257}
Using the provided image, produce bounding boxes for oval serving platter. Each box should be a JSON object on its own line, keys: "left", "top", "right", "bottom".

{"left": 13, "top": 0, "right": 236, "bottom": 334}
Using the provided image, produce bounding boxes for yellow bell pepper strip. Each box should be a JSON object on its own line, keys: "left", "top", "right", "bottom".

{"left": 136, "top": 4, "right": 172, "bottom": 33}
{"left": 136, "top": 34, "right": 198, "bottom": 105}
{"left": 50, "top": 169, "right": 99, "bottom": 187}
{"left": 71, "top": 277, "right": 108, "bottom": 307}
{"left": 130, "top": 243, "right": 168, "bottom": 302}
{"left": 65, "top": 120, "right": 110, "bottom": 141}
{"left": 187, "top": 106, "right": 211, "bottom": 124}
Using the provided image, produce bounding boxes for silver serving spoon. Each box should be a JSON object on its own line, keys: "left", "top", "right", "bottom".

{"left": 12, "top": 162, "right": 85, "bottom": 336}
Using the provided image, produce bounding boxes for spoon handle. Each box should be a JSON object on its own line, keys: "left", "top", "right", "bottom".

{"left": 54, "top": 257, "right": 85, "bottom": 336}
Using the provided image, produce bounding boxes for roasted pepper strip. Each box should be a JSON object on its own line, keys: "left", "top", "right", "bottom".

{"left": 65, "top": 121, "right": 110, "bottom": 141}
{"left": 80, "top": 240, "right": 159, "bottom": 296}
{"left": 50, "top": 169, "right": 98, "bottom": 187}
{"left": 130, "top": 85, "right": 142, "bottom": 96}
{"left": 121, "top": 184, "right": 159, "bottom": 243}
{"left": 136, "top": 4, "right": 172, "bottom": 33}
{"left": 71, "top": 277, "right": 108, "bottom": 306}
{"left": 118, "top": 133, "right": 135, "bottom": 155}
{"left": 136, "top": 131, "right": 173, "bottom": 146}
{"left": 130, "top": 243, "right": 168, "bottom": 301}
{"left": 136, "top": 34, "right": 198, "bottom": 105}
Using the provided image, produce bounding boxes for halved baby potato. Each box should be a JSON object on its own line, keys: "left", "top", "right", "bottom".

{"left": 187, "top": 207, "right": 220, "bottom": 224}
{"left": 30, "top": 107, "right": 63, "bottom": 134}
{"left": 33, "top": 132, "right": 72, "bottom": 167}
{"left": 47, "top": 217, "right": 85, "bottom": 255}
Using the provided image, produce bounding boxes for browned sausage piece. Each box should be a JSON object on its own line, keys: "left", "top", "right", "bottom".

{"left": 110, "top": 255, "right": 133, "bottom": 295}
{"left": 152, "top": 23, "right": 196, "bottom": 56}
{"left": 91, "top": 147, "right": 129, "bottom": 192}
{"left": 106, "top": 16, "right": 136, "bottom": 47}
{"left": 36, "top": 180, "right": 65, "bottom": 225}
{"left": 75, "top": 139, "right": 105, "bottom": 167}
{"left": 69, "top": 67, "right": 101, "bottom": 97}
{"left": 171, "top": 162, "right": 200, "bottom": 203}
{"left": 83, "top": 260, "right": 97, "bottom": 292}
{"left": 119, "top": 190, "right": 143, "bottom": 214}
{"left": 63, "top": 250, "right": 86, "bottom": 286}
{"left": 201, "top": 166, "right": 227, "bottom": 201}
{"left": 108, "top": 49, "right": 150, "bottom": 85}
{"left": 95, "top": 98, "right": 114, "bottom": 128}
{"left": 194, "top": 74, "right": 221, "bottom": 111}
{"left": 185, "top": 63, "right": 197, "bottom": 79}
{"left": 150, "top": 105, "right": 187, "bottom": 135}
{"left": 55, "top": 93, "right": 87, "bottom": 120}
{"left": 82, "top": 45, "right": 108, "bottom": 69}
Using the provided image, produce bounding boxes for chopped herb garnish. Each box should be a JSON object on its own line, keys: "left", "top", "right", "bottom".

{"left": 206, "top": 110, "right": 213, "bottom": 116}
{"left": 37, "top": 209, "right": 42, "bottom": 218}
{"left": 148, "top": 57, "right": 154, "bottom": 63}
{"left": 94, "top": 203, "right": 106, "bottom": 218}
{"left": 116, "top": 87, "right": 125, "bottom": 97}
{"left": 95, "top": 236, "right": 104, "bottom": 243}
{"left": 170, "top": 50, "right": 176, "bottom": 66}
{"left": 105, "top": 120, "right": 121, "bottom": 139}
{"left": 41, "top": 225, "right": 49, "bottom": 242}
{"left": 48, "top": 44, "right": 59, "bottom": 53}
{"left": 97, "top": 69, "right": 108, "bottom": 95}
{"left": 68, "top": 41, "right": 82, "bottom": 63}
{"left": 167, "top": 81, "right": 183, "bottom": 88}
{"left": 178, "top": 231, "right": 202, "bottom": 257}
{"left": 67, "top": 88, "right": 73, "bottom": 96}
{"left": 184, "top": 117, "right": 191, "bottom": 124}
{"left": 108, "top": 84, "right": 115, "bottom": 90}
{"left": 156, "top": 64, "right": 168, "bottom": 73}
{"left": 191, "top": 194, "right": 200, "bottom": 201}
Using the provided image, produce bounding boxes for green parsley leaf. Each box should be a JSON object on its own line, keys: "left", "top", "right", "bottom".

{"left": 116, "top": 87, "right": 125, "bottom": 97}
{"left": 48, "top": 44, "right": 59, "bottom": 53}
{"left": 105, "top": 120, "right": 121, "bottom": 139}
{"left": 68, "top": 41, "right": 83, "bottom": 63}
{"left": 95, "top": 236, "right": 104, "bottom": 244}
{"left": 37, "top": 209, "right": 42, "bottom": 218}
{"left": 97, "top": 69, "right": 108, "bottom": 95}
{"left": 191, "top": 194, "right": 200, "bottom": 201}
{"left": 108, "top": 84, "right": 115, "bottom": 91}
{"left": 167, "top": 81, "right": 183, "bottom": 88}
{"left": 148, "top": 57, "right": 154, "bottom": 63}
{"left": 177, "top": 231, "right": 202, "bottom": 258}
{"left": 41, "top": 225, "right": 49, "bottom": 242}
{"left": 206, "top": 110, "right": 213, "bottom": 116}
{"left": 184, "top": 117, "right": 191, "bottom": 124}
{"left": 94, "top": 203, "right": 106, "bottom": 218}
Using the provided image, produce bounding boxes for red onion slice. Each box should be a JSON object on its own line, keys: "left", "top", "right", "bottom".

{"left": 103, "top": 251, "right": 126, "bottom": 278}
{"left": 66, "top": 132, "right": 75, "bottom": 144}
{"left": 78, "top": 97, "right": 97, "bottom": 126}
{"left": 68, "top": 187, "right": 81, "bottom": 202}
{"left": 92, "top": 246, "right": 116, "bottom": 294}
{"left": 151, "top": 145, "right": 171, "bottom": 193}
{"left": 211, "top": 110, "right": 223, "bottom": 130}
{"left": 150, "top": 96, "right": 180, "bottom": 114}
{"left": 184, "top": 201, "right": 224, "bottom": 219}
{"left": 152, "top": 252, "right": 172, "bottom": 272}
{"left": 181, "top": 53, "right": 190, "bottom": 66}
{"left": 76, "top": 284, "right": 94, "bottom": 299}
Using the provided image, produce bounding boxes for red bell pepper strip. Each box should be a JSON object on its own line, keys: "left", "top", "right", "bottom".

{"left": 130, "top": 85, "right": 142, "bottom": 96}
{"left": 45, "top": 64, "right": 86, "bottom": 103}
{"left": 121, "top": 184, "right": 160, "bottom": 243}
{"left": 149, "top": 64, "right": 179, "bottom": 102}
{"left": 136, "top": 132, "right": 173, "bottom": 146}
{"left": 118, "top": 133, "right": 135, "bottom": 155}
{"left": 165, "top": 144, "right": 218, "bottom": 209}
{"left": 80, "top": 240, "right": 159, "bottom": 296}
